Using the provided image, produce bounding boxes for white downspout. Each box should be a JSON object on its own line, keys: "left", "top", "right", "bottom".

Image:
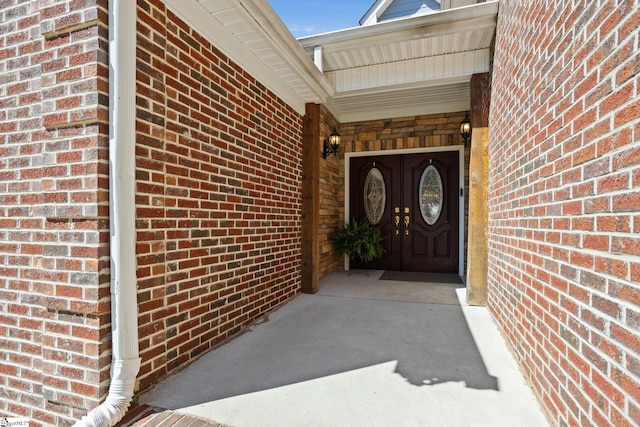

{"left": 74, "top": 0, "right": 140, "bottom": 425}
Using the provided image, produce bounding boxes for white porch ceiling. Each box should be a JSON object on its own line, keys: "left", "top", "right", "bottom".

{"left": 161, "top": 0, "right": 498, "bottom": 123}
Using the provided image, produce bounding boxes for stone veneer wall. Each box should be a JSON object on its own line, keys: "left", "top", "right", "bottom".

{"left": 318, "top": 106, "right": 343, "bottom": 278}
{"left": 318, "top": 112, "right": 470, "bottom": 278}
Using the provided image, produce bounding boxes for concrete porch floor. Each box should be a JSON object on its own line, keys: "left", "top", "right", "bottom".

{"left": 134, "top": 270, "right": 549, "bottom": 427}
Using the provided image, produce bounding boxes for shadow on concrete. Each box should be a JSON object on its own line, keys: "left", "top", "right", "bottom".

{"left": 140, "top": 271, "right": 498, "bottom": 410}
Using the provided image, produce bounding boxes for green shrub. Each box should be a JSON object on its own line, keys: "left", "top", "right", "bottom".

{"left": 332, "top": 218, "right": 384, "bottom": 263}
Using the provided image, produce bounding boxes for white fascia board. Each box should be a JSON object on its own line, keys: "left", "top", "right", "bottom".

{"left": 331, "top": 74, "right": 471, "bottom": 98}
{"left": 305, "top": 17, "right": 496, "bottom": 60}
{"left": 299, "top": 1, "right": 498, "bottom": 49}
{"left": 335, "top": 99, "right": 470, "bottom": 123}
{"left": 327, "top": 50, "right": 490, "bottom": 92}
{"left": 234, "top": 0, "right": 336, "bottom": 97}
{"left": 327, "top": 77, "right": 470, "bottom": 122}
{"left": 359, "top": 0, "right": 394, "bottom": 26}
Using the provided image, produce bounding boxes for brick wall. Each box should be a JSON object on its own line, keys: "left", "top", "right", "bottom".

{"left": 135, "top": 0, "right": 303, "bottom": 391}
{"left": 488, "top": 1, "right": 639, "bottom": 425}
{"left": 0, "top": 1, "right": 110, "bottom": 426}
{"left": 1, "top": 0, "right": 303, "bottom": 424}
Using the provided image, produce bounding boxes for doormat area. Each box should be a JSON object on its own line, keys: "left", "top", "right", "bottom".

{"left": 379, "top": 271, "right": 463, "bottom": 284}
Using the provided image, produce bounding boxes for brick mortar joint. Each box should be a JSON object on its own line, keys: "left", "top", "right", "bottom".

{"left": 42, "top": 19, "right": 106, "bottom": 40}
{"left": 44, "top": 118, "right": 109, "bottom": 132}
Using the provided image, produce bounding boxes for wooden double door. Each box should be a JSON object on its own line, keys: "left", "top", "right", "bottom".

{"left": 349, "top": 151, "right": 460, "bottom": 273}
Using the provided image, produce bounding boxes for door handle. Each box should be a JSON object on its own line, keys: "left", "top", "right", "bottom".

{"left": 404, "top": 215, "right": 410, "bottom": 235}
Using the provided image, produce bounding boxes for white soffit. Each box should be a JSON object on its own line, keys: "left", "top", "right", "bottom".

{"left": 161, "top": 0, "right": 334, "bottom": 115}
{"left": 300, "top": 2, "right": 498, "bottom": 121}
{"left": 329, "top": 79, "right": 471, "bottom": 122}
{"left": 298, "top": 2, "right": 498, "bottom": 65}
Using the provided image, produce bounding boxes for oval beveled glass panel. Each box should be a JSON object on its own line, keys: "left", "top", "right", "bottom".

{"left": 364, "top": 167, "right": 386, "bottom": 225}
{"left": 419, "top": 165, "right": 443, "bottom": 225}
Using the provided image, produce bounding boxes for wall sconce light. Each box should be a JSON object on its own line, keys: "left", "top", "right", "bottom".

{"left": 460, "top": 112, "right": 471, "bottom": 145}
{"left": 322, "top": 127, "right": 341, "bottom": 158}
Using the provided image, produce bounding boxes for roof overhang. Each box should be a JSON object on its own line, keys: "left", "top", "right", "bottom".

{"left": 160, "top": 0, "right": 498, "bottom": 123}
{"left": 299, "top": 2, "right": 499, "bottom": 122}
{"left": 161, "top": 0, "right": 335, "bottom": 116}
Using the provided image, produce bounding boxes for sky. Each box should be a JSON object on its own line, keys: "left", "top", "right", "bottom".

{"left": 267, "top": 0, "right": 375, "bottom": 38}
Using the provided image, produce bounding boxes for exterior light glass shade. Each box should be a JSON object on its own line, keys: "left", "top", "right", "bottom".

{"left": 460, "top": 112, "right": 471, "bottom": 144}
{"left": 322, "top": 127, "right": 341, "bottom": 158}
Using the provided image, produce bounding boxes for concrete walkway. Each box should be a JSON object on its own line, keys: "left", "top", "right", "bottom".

{"left": 137, "top": 271, "right": 550, "bottom": 427}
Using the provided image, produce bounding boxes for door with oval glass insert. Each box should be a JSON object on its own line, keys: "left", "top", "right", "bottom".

{"left": 349, "top": 151, "right": 459, "bottom": 272}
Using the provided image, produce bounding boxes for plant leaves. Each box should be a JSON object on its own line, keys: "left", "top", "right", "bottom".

{"left": 332, "top": 217, "right": 384, "bottom": 262}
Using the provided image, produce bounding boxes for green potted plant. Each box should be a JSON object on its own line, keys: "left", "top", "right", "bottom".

{"left": 332, "top": 217, "right": 384, "bottom": 272}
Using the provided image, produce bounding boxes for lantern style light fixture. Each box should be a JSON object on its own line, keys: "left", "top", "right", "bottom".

{"left": 460, "top": 112, "right": 471, "bottom": 145}
{"left": 322, "top": 127, "right": 341, "bottom": 158}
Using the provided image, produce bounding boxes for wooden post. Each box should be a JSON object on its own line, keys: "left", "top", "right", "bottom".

{"left": 466, "top": 73, "right": 491, "bottom": 306}
{"left": 301, "top": 104, "right": 320, "bottom": 293}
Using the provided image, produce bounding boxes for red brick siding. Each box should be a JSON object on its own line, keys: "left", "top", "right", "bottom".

{"left": 0, "top": 1, "right": 110, "bottom": 426}
{"left": 135, "top": 0, "right": 303, "bottom": 391}
{"left": 489, "top": 1, "right": 639, "bottom": 425}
